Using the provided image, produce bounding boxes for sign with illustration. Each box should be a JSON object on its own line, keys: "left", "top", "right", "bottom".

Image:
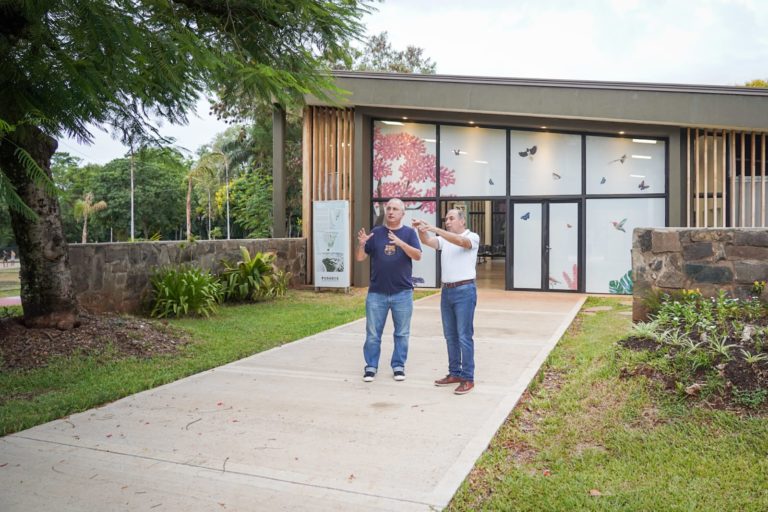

{"left": 313, "top": 200, "right": 350, "bottom": 288}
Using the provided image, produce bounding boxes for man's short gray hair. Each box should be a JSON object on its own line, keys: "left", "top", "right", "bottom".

{"left": 448, "top": 208, "right": 466, "bottom": 222}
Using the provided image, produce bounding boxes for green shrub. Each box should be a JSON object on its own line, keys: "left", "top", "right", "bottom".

{"left": 731, "top": 388, "right": 768, "bottom": 409}
{"left": 149, "top": 265, "right": 223, "bottom": 318}
{"left": 220, "top": 247, "right": 290, "bottom": 301}
{"left": 260, "top": 268, "right": 292, "bottom": 299}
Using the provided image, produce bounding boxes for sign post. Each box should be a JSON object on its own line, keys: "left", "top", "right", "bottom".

{"left": 312, "top": 200, "right": 350, "bottom": 289}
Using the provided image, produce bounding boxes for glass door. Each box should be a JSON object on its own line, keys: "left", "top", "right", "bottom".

{"left": 512, "top": 203, "right": 542, "bottom": 289}
{"left": 547, "top": 202, "right": 580, "bottom": 291}
{"left": 511, "top": 201, "right": 580, "bottom": 291}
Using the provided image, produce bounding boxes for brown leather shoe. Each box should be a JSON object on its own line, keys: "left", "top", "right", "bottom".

{"left": 454, "top": 381, "right": 474, "bottom": 395}
{"left": 434, "top": 375, "right": 463, "bottom": 387}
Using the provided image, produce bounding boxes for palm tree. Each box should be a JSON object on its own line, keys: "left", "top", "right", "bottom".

{"left": 73, "top": 192, "right": 107, "bottom": 243}
{"left": 186, "top": 159, "right": 219, "bottom": 240}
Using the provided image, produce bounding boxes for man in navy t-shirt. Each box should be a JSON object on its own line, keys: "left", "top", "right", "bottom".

{"left": 356, "top": 198, "right": 422, "bottom": 382}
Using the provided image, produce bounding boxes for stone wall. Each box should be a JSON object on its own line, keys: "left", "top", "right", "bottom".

{"left": 69, "top": 239, "right": 306, "bottom": 314}
{"left": 632, "top": 228, "right": 768, "bottom": 321}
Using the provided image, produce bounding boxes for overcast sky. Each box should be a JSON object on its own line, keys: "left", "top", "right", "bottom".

{"left": 62, "top": 0, "right": 768, "bottom": 164}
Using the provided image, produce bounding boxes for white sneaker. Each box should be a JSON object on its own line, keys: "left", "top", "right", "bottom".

{"left": 393, "top": 370, "right": 406, "bottom": 381}
{"left": 363, "top": 371, "right": 375, "bottom": 382}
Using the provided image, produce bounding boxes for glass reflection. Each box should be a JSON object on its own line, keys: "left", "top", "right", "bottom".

{"left": 440, "top": 126, "right": 506, "bottom": 197}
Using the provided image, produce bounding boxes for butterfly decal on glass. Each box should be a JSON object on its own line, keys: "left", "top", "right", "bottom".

{"left": 638, "top": 180, "right": 650, "bottom": 190}
{"left": 548, "top": 276, "right": 562, "bottom": 285}
{"left": 566, "top": 223, "right": 573, "bottom": 228}
{"left": 452, "top": 148, "right": 466, "bottom": 156}
{"left": 488, "top": 178, "right": 494, "bottom": 185}
{"left": 520, "top": 212, "right": 531, "bottom": 220}
{"left": 600, "top": 177, "right": 606, "bottom": 184}
{"left": 552, "top": 172, "right": 561, "bottom": 180}
{"left": 611, "top": 218, "right": 627, "bottom": 232}
{"left": 608, "top": 154, "right": 627, "bottom": 164}
{"left": 518, "top": 145, "right": 538, "bottom": 159}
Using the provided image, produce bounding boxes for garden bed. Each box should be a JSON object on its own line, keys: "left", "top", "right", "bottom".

{"left": 619, "top": 289, "right": 768, "bottom": 412}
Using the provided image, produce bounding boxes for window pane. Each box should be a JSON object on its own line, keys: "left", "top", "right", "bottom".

{"left": 373, "top": 121, "right": 437, "bottom": 198}
{"left": 586, "top": 136, "right": 666, "bottom": 194}
{"left": 585, "top": 198, "right": 665, "bottom": 293}
{"left": 372, "top": 200, "right": 437, "bottom": 287}
{"left": 440, "top": 126, "right": 506, "bottom": 197}
{"left": 509, "top": 131, "right": 582, "bottom": 196}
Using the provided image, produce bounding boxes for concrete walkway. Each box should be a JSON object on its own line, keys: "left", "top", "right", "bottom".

{"left": 0, "top": 296, "right": 21, "bottom": 307}
{"left": 0, "top": 289, "right": 584, "bottom": 511}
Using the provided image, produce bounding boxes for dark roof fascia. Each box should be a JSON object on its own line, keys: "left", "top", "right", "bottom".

{"left": 330, "top": 71, "right": 768, "bottom": 97}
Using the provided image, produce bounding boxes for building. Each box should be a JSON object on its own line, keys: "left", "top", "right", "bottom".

{"left": 276, "top": 71, "right": 768, "bottom": 293}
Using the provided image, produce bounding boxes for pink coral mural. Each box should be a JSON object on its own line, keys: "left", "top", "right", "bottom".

{"left": 373, "top": 125, "right": 455, "bottom": 215}
{"left": 562, "top": 264, "right": 578, "bottom": 290}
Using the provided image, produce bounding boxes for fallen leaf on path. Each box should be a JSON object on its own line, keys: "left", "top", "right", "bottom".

{"left": 589, "top": 489, "right": 602, "bottom": 497}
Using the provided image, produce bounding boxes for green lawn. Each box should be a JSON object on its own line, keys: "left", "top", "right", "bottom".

{"left": 0, "top": 289, "right": 433, "bottom": 435}
{"left": 0, "top": 267, "right": 20, "bottom": 298}
{"left": 448, "top": 296, "right": 768, "bottom": 511}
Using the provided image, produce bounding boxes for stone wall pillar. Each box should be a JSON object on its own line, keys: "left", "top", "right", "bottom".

{"left": 632, "top": 228, "right": 768, "bottom": 321}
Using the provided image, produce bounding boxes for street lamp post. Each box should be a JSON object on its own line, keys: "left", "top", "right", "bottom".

{"left": 224, "top": 155, "right": 230, "bottom": 240}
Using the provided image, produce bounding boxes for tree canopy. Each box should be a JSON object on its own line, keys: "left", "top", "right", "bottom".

{"left": 335, "top": 31, "right": 437, "bottom": 74}
{"left": 745, "top": 79, "right": 768, "bottom": 88}
{"left": 0, "top": 0, "right": 372, "bottom": 328}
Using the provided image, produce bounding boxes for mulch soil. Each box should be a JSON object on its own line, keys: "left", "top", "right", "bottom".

{"left": 0, "top": 313, "right": 189, "bottom": 371}
{"left": 618, "top": 335, "right": 768, "bottom": 412}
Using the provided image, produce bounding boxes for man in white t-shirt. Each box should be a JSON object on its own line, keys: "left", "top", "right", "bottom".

{"left": 412, "top": 209, "right": 479, "bottom": 395}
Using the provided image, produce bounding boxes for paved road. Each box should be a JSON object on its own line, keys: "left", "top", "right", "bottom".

{"left": 0, "top": 289, "right": 584, "bottom": 511}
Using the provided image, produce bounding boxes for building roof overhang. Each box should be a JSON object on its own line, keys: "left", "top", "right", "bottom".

{"left": 308, "top": 71, "right": 768, "bottom": 132}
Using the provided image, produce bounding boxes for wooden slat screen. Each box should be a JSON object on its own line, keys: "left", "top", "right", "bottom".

{"left": 302, "top": 106, "right": 355, "bottom": 283}
{"left": 688, "top": 128, "right": 767, "bottom": 227}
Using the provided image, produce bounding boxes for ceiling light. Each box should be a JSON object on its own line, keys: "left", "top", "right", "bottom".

{"left": 540, "top": 126, "right": 547, "bottom": 129}
{"left": 423, "top": 138, "right": 436, "bottom": 143}
{"left": 631, "top": 155, "right": 652, "bottom": 160}
{"left": 473, "top": 160, "right": 489, "bottom": 164}
{"left": 618, "top": 131, "right": 625, "bottom": 135}
{"left": 630, "top": 174, "right": 646, "bottom": 178}
{"left": 468, "top": 121, "right": 475, "bottom": 125}
{"left": 402, "top": 116, "right": 408, "bottom": 120}
{"left": 632, "top": 138, "right": 657, "bottom": 144}
{"left": 381, "top": 121, "right": 404, "bottom": 126}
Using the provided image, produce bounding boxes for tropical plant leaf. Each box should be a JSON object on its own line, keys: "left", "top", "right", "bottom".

{"left": 609, "top": 270, "right": 633, "bottom": 294}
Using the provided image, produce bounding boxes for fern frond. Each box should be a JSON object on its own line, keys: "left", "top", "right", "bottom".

{"left": 0, "top": 171, "right": 37, "bottom": 220}
{"left": 13, "top": 147, "right": 59, "bottom": 197}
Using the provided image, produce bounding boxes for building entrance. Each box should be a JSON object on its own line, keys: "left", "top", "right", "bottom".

{"left": 510, "top": 201, "right": 580, "bottom": 291}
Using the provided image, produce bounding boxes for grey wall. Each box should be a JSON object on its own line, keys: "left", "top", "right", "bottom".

{"left": 632, "top": 228, "right": 768, "bottom": 321}
{"left": 69, "top": 239, "right": 306, "bottom": 314}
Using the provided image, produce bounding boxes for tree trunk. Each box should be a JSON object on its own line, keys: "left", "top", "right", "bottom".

{"left": 81, "top": 214, "right": 88, "bottom": 244}
{"left": 0, "top": 125, "right": 79, "bottom": 329}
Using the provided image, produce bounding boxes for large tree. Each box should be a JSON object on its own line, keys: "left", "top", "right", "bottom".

{"left": 334, "top": 31, "right": 437, "bottom": 74}
{"left": 0, "top": 0, "right": 369, "bottom": 328}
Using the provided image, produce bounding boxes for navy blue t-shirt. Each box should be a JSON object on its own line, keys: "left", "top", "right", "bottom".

{"left": 365, "top": 225, "right": 421, "bottom": 294}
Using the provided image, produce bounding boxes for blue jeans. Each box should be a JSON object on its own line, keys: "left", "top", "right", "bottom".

{"left": 364, "top": 289, "right": 414, "bottom": 373}
{"left": 440, "top": 283, "right": 476, "bottom": 381}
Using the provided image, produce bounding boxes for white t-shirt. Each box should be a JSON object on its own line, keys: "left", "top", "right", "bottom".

{"left": 437, "top": 229, "right": 480, "bottom": 284}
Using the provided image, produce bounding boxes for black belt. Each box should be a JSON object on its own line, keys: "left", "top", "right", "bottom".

{"left": 442, "top": 279, "right": 474, "bottom": 289}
